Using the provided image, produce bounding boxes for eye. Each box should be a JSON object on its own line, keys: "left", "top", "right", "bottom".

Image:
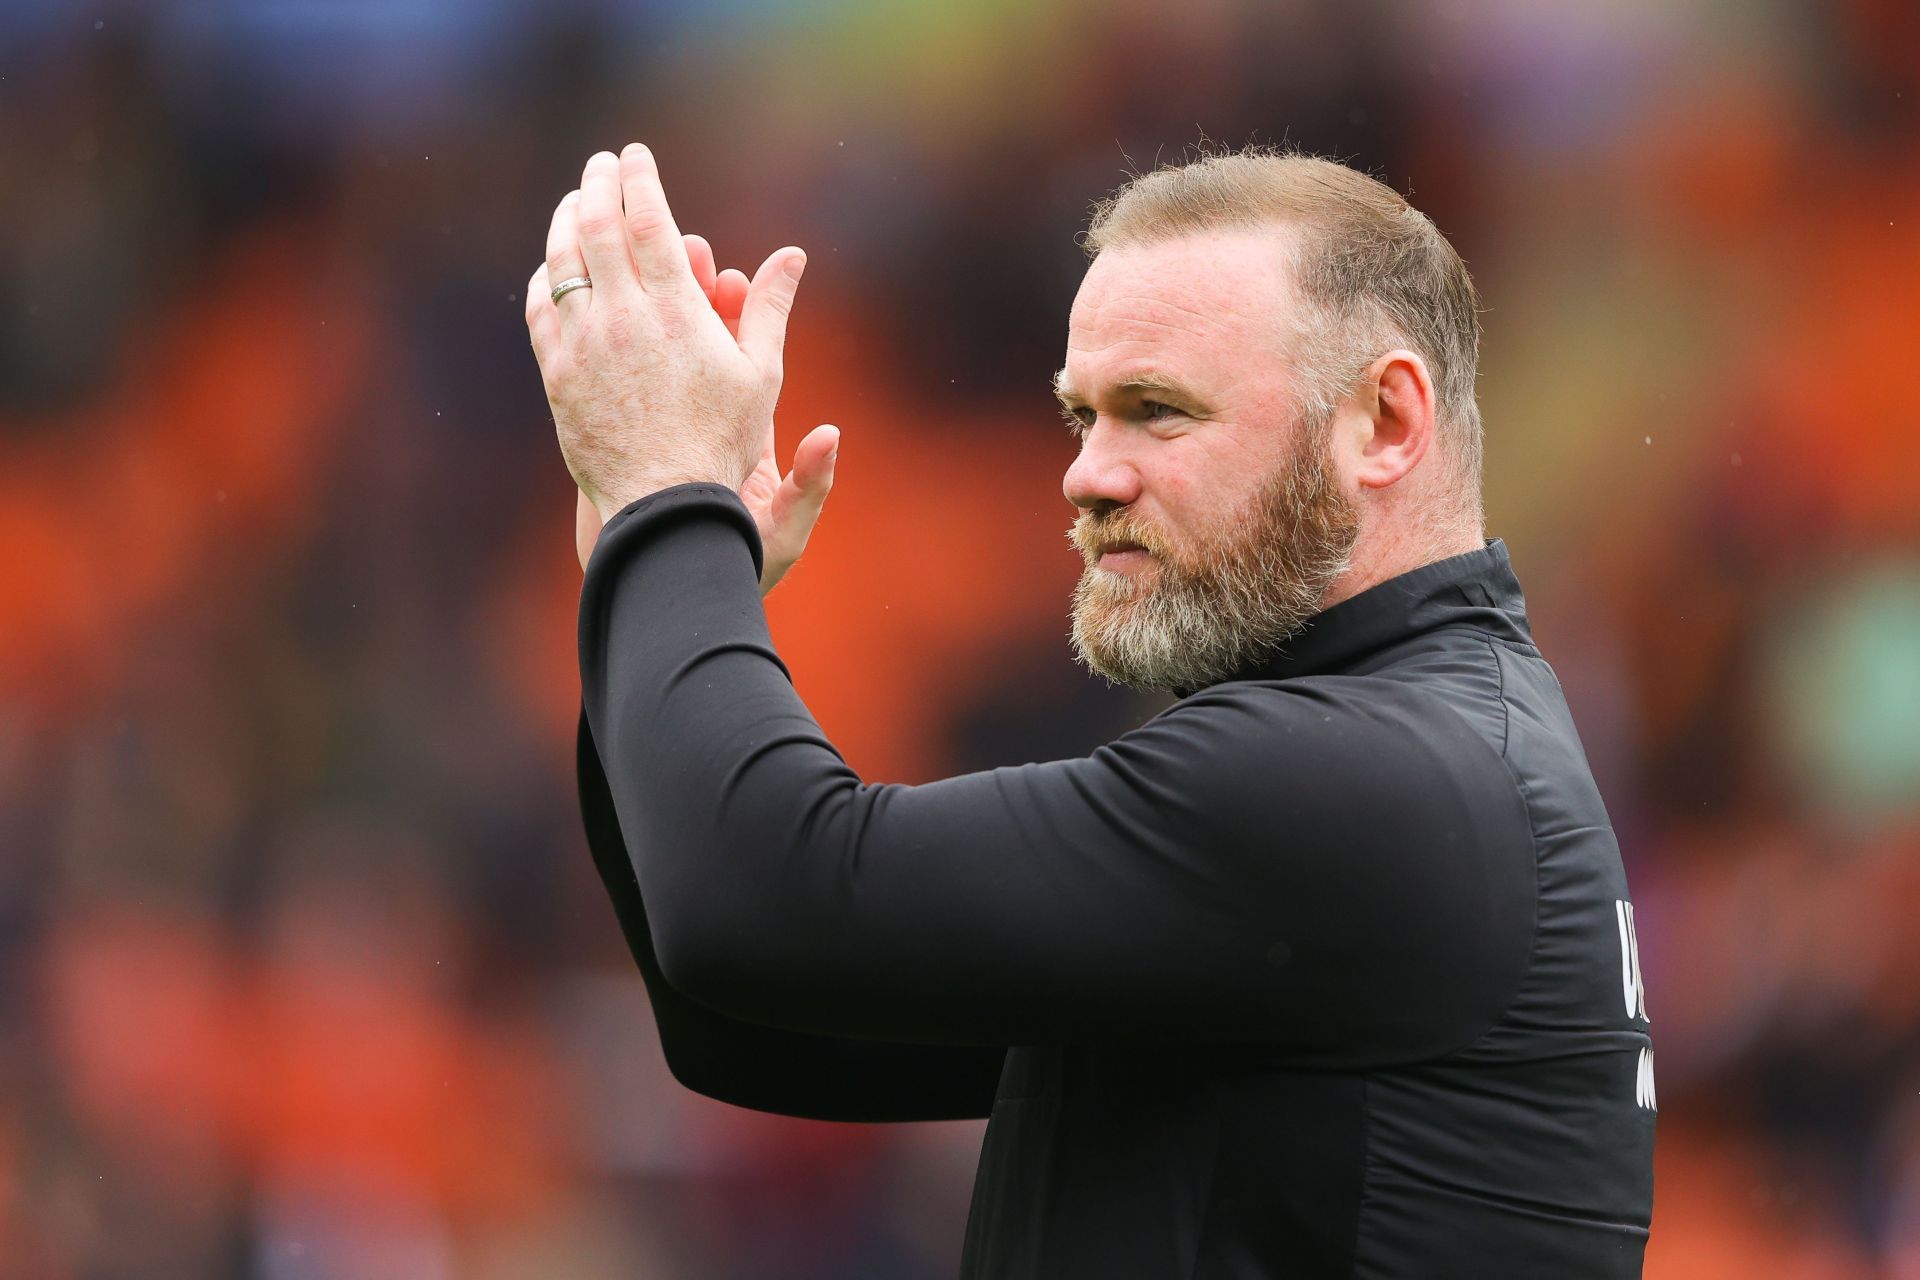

{"left": 1060, "top": 404, "right": 1095, "bottom": 438}
{"left": 1142, "top": 400, "right": 1179, "bottom": 421}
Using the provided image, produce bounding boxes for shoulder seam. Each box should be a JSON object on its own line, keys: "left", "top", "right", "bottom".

{"left": 1447, "top": 636, "right": 1543, "bottom": 1058}
{"left": 1490, "top": 634, "right": 1513, "bottom": 758}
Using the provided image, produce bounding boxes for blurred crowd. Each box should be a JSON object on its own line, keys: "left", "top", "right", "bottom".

{"left": 1, "top": 0, "right": 1917, "bottom": 1276}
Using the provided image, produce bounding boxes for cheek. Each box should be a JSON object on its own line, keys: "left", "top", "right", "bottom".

{"left": 1160, "top": 433, "right": 1287, "bottom": 545}
{"left": 1137, "top": 449, "right": 1211, "bottom": 545}
{"left": 1164, "top": 429, "right": 1261, "bottom": 500}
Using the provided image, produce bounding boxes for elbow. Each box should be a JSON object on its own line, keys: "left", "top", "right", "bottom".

{"left": 651, "top": 911, "right": 725, "bottom": 1006}
{"left": 651, "top": 902, "right": 772, "bottom": 1021}
{"left": 653, "top": 898, "right": 840, "bottom": 1036}
{"left": 646, "top": 786, "right": 856, "bottom": 1022}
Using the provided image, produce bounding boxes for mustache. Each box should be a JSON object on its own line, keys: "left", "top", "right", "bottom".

{"left": 1068, "top": 508, "right": 1171, "bottom": 564}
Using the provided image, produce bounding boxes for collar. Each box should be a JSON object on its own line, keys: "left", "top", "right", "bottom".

{"left": 1194, "top": 539, "right": 1533, "bottom": 690}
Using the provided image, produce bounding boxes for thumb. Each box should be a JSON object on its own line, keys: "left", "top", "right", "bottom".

{"left": 785, "top": 423, "right": 839, "bottom": 499}
{"left": 761, "top": 424, "right": 839, "bottom": 595}
{"left": 737, "top": 247, "right": 807, "bottom": 374}
{"left": 769, "top": 423, "right": 838, "bottom": 537}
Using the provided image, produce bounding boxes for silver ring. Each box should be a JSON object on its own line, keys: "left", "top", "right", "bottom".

{"left": 550, "top": 275, "right": 592, "bottom": 304}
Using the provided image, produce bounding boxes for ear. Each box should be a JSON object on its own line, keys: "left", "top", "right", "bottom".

{"left": 1351, "top": 349, "right": 1437, "bottom": 492}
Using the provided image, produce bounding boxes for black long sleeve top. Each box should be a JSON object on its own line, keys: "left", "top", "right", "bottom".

{"left": 578, "top": 483, "right": 1655, "bottom": 1279}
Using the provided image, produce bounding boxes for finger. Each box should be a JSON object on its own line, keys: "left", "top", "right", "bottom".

{"left": 762, "top": 425, "right": 838, "bottom": 592}
{"left": 714, "top": 267, "right": 750, "bottom": 331}
{"left": 527, "top": 263, "right": 561, "bottom": 353}
{"left": 617, "top": 143, "right": 697, "bottom": 295}
{"left": 575, "top": 151, "right": 633, "bottom": 295}
{"left": 737, "top": 247, "right": 807, "bottom": 373}
{"left": 771, "top": 425, "right": 839, "bottom": 544}
{"left": 545, "top": 190, "right": 589, "bottom": 323}
{"left": 684, "top": 234, "right": 718, "bottom": 297}
{"left": 786, "top": 424, "right": 839, "bottom": 499}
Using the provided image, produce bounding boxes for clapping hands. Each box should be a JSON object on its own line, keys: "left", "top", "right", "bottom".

{"left": 529, "top": 145, "right": 837, "bottom": 593}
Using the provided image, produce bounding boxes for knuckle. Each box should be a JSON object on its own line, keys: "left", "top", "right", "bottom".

{"left": 577, "top": 210, "right": 619, "bottom": 239}
{"left": 626, "top": 207, "right": 668, "bottom": 242}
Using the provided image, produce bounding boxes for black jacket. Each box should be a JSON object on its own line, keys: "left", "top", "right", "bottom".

{"left": 578, "top": 483, "right": 1655, "bottom": 1278}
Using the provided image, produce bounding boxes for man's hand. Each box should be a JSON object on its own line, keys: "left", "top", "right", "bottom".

{"left": 527, "top": 144, "right": 809, "bottom": 520}
{"left": 572, "top": 422, "right": 834, "bottom": 591}
{"left": 562, "top": 222, "right": 839, "bottom": 592}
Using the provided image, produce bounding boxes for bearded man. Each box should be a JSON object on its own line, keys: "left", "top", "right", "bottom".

{"left": 528, "top": 144, "right": 1655, "bottom": 1278}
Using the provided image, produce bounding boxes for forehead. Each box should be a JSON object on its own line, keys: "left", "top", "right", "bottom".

{"left": 1063, "top": 228, "right": 1299, "bottom": 399}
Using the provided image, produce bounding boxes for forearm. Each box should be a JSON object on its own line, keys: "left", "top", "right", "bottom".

{"left": 578, "top": 483, "right": 873, "bottom": 1020}
{"left": 579, "top": 711, "right": 1004, "bottom": 1121}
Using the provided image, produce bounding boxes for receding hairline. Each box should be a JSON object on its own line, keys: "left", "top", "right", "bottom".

{"left": 1084, "top": 210, "right": 1312, "bottom": 262}
{"left": 1081, "top": 148, "right": 1423, "bottom": 255}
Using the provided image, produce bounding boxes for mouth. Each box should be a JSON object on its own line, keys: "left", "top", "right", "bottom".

{"left": 1095, "top": 542, "right": 1152, "bottom": 570}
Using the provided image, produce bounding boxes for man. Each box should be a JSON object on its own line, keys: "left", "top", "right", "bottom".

{"left": 527, "top": 144, "right": 1655, "bottom": 1278}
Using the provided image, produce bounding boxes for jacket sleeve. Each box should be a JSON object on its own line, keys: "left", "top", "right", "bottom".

{"left": 579, "top": 712, "right": 1005, "bottom": 1120}
{"left": 579, "top": 484, "right": 1536, "bottom": 1066}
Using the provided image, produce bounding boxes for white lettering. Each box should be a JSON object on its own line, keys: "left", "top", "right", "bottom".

{"left": 1615, "top": 899, "right": 1649, "bottom": 1023}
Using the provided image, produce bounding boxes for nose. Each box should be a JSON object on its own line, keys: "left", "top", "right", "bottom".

{"left": 1063, "top": 422, "right": 1144, "bottom": 512}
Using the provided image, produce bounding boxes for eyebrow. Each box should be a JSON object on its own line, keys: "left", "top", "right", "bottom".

{"left": 1052, "top": 368, "right": 1207, "bottom": 408}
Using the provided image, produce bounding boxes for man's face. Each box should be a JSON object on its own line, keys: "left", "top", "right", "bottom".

{"left": 1058, "top": 230, "right": 1361, "bottom": 691}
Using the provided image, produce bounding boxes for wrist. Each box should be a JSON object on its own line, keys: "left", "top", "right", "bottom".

{"left": 592, "top": 469, "right": 730, "bottom": 524}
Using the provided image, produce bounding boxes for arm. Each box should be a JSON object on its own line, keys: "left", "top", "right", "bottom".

{"left": 559, "top": 232, "right": 973, "bottom": 1118}
{"left": 579, "top": 485, "right": 1538, "bottom": 1064}
{"left": 579, "top": 712, "right": 1004, "bottom": 1121}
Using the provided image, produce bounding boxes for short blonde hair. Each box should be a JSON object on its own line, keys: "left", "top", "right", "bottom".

{"left": 1084, "top": 147, "right": 1484, "bottom": 497}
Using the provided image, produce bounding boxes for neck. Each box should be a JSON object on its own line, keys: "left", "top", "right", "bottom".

{"left": 1320, "top": 512, "right": 1483, "bottom": 612}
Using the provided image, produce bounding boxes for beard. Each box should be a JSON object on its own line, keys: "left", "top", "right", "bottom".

{"left": 1068, "top": 426, "right": 1361, "bottom": 692}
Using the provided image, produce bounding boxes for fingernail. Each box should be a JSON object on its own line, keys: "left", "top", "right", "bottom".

{"left": 784, "top": 253, "right": 807, "bottom": 281}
